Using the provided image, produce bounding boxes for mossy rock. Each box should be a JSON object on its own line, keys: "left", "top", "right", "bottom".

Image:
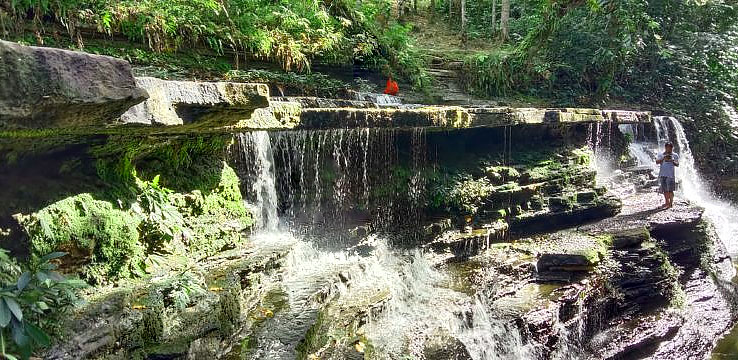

{"left": 611, "top": 227, "right": 650, "bottom": 249}
{"left": 16, "top": 193, "right": 144, "bottom": 281}
{"left": 485, "top": 166, "right": 521, "bottom": 184}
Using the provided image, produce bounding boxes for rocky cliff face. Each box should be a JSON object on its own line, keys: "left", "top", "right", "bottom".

{"left": 0, "top": 40, "right": 148, "bottom": 129}
{"left": 0, "top": 42, "right": 735, "bottom": 360}
{"left": 119, "top": 77, "right": 269, "bottom": 127}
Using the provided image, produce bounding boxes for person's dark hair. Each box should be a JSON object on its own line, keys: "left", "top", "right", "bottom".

{"left": 665, "top": 142, "right": 674, "bottom": 148}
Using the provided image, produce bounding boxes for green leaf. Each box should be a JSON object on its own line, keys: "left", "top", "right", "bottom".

{"left": 35, "top": 272, "right": 49, "bottom": 285}
{"left": 0, "top": 300, "right": 10, "bottom": 327}
{"left": 3, "top": 299, "right": 21, "bottom": 322}
{"left": 47, "top": 272, "right": 65, "bottom": 282}
{"left": 39, "top": 263, "right": 57, "bottom": 271}
{"left": 10, "top": 320, "right": 28, "bottom": 347}
{"left": 39, "top": 252, "right": 67, "bottom": 264}
{"left": 35, "top": 302, "right": 48, "bottom": 311}
{"left": 15, "top": 273, "right": 30, "bottom": 292}
{"left": 24, "top": 322, "right": 50, "bottom": 347}
{"left": 4, "top": 354, "right": 19, "bottom": 360}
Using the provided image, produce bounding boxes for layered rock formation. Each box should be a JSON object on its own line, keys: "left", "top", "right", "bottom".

{"left": 295, "top": 106, "right": 651, "bottom": 130}
{"left": 0, "top": 40, "right": 148, "bottom": 129}
{"left": 119, "top": 77, "right": 269, "bottom": 127}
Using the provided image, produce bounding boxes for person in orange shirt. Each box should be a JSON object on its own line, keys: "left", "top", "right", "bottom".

{"left": 384, "top": 76, "right": 399, "bottom": 96}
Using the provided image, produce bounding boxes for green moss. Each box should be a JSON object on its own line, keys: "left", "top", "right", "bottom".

{"left": 217, "top": 289, "right": 242, "bottom": 337}
{"left": 485, "top": 166, "right": 521, "bottom": 184}
{"left": 296, "top": 310, "right": 329, "bottom": 359}
{"left": 170, "top": 162, "right": 252, "bottom": 256}
{"left": 18, "top": 193, "right": 144, "bottom": 281}
{"left": 524, "top": 165, "right": 553, "bottom": 183}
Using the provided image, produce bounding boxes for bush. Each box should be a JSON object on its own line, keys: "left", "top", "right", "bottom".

{"left": 2, "top": 0, "right": 426, "bottom": 86}
{"left": 0, "top": 251, "right": 84, "bottom": 360}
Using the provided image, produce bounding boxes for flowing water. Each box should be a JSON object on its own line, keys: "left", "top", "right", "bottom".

{"left": 234, "top": 131, "right": 280, "bottom": 231}
{"left": 624, "top": 117, "right": 738, "bottom": 254}
{"left": 232, "top": 128, "right": 538, "bottom": 359}
{"left": 621, "top": 117, "right": 738, "bottom": 360}
{"left": 233, "top": 119, "right": 738, "bottom": 359}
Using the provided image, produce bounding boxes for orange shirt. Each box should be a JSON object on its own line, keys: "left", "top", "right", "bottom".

{"left": 384, "top": 78, "right": 399, "bottom": 96}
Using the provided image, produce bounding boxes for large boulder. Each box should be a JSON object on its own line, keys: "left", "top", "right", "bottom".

{"left": 0, "top": 40, "right": 148, "bottom": 129}
{"left": 119, "top": 77, "right": 269, "bottom": 126}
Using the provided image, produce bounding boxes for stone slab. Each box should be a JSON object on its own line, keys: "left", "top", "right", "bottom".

{"left": 295, "top": 106, "right": 651, "bottom": 130}
{"left": 119, "top": 77, "right": 269, "bottom": 126}
{"left": 0, "top": 40, "right": 148, "bottom": 129}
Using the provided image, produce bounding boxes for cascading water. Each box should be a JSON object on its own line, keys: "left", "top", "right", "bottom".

{"left": 232, "top": 128, "right": 534, "bottom": 360}
{"left": 234, "top": 131, "right": 280, "bottom": 231}
{"left": 625, "top": 116, "right": 738, "bottom": 253}
{"left": 269, "top": 128, "right": 430, "bottom": 238}
{"left": 586, "top": 120, "right": 616, "bottom": 178}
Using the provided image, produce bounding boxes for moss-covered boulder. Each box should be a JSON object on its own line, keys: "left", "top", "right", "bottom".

{"left": 15, "top": 193, "right": 144, "bottom": 280}
{"left": 0, "top": 40, "right": 148, "bottom": 129}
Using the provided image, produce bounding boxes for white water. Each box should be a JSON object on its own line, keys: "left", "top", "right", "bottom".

{"left": 626, "top": 117, "right": 738, "bottom": 254}
{"left": 354, "top": 92, "right": 403, "bottom": 107}
{"left": 259, "top": 233, "right": 531, "bottom": 360}
{"left": 238, "top": 128, "right": 531, "bottom": 359}
{"left": 238, "top": 131, "right": 280, "bottom": 231}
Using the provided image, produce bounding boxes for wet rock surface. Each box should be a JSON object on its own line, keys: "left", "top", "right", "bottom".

{"left": 296, "top": 106, "right": 651, "bottom": 130}
{"left": 0, "top": 40, "right": 148, "bottom": 129}
{"left": 44, "top": 238, "right": 296, "bottom": 360}
{"left": 436, "top": 187, "right": 736, "bottom": 360}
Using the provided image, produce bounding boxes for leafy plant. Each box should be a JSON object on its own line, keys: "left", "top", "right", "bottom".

{"left": 446, "top": 175, "right": 494, "bottom": 215}
{"left": 0, "top": 251, "right": 84, "bottom": 360}
{"left": 134, "top": 175, "right": 185, "bottom": 253}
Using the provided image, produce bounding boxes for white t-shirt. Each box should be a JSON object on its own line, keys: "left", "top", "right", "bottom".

{"left": 657, "top": 152, "right": 679, "bottom": 178}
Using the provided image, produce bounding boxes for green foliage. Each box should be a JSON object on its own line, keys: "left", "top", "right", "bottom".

{"left": 18, "top": 193, "right": 145, "bottom": 283}
{"left": 454, "top": 0, "right": 738, "bottom": 177}
{"left": 133, "top": 175, "right": 185, "bottom": 254}
{"left": 447, "top": 176, "right": 494, "bottom": 215}
{"left": 3, "top": 0, "right": 427, "bottom": 86}
{"left": 0, "top": 251, "right": 84, "bottom": 360}
{"left": 225, "top": 69, "right": 349, "bottom": 97}
{"left": 373, "top": 23, "right": 432, "bottom": 89}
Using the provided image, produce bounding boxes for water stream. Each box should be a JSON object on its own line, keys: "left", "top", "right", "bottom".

{"left": 623, "top": 116, "right": 738, "bottom": 254}
{"left": 233, "top": 128, "right": 536, "bottom": 359}
{"left": 234, "top": 132, "right": 280, "bottom": 231}
{"left": 233, "top": 118, "right": 738, "bottom": 359}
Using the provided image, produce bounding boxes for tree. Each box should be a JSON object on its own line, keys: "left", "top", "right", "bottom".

{"left": 491, "top": 0, "right": 498, "bottom": 35}
{"left": 461, "top": 0, "right": 468, "bottom": 44}
{"left": 500, "top": 0, "right": 510, "bottom": 42}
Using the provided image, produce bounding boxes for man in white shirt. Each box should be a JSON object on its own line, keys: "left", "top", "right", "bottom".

{"left": 656, "top": 142, "right": 680, "bottom": 208}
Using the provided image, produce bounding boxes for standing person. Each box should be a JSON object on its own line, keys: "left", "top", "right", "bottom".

{"left": 656, "top": 142, "right": 680, "bottom": 208}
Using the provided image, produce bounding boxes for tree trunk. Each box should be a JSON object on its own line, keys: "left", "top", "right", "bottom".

{"left": 500, "top": 0, "right": 510, "bottom": 42}
{"left": 491, "top": 0, "right": 497, "bottom": 35}
{"left": 430, "top": 0, "right": 435, "bottom": 15}
{"left": 461, "top": 0, "right": 467, "bottom": 44}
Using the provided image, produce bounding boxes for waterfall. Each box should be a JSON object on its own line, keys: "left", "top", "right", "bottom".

{"left": 235, "top": 132, "right": 280, "bottom": 231}
{"left": 268, "top": 128, "right": 428, "bottom": 237}
{"left": 629, "top": 117, "right": 738, "bottom": 253}
{"left": 234, "top": 128, "right": 534, "bottom": 358}
{"left": 354, "top": 92, "right": 403, "bottom": 107}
